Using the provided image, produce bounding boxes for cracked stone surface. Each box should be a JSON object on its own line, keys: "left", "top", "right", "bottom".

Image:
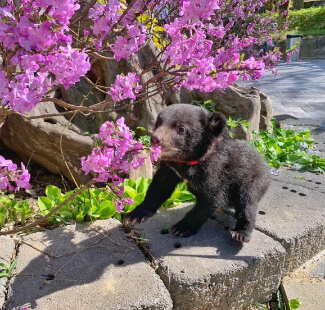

{"left": 5, "top": 220, "right": 173, "bottom": 310}
{"left": 133, "top": 204, "right": 286, "bottom": 310}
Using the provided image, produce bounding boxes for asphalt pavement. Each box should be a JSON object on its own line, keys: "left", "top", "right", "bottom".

{"left": 243, "top": 59, "right": 325, "bottom": 121}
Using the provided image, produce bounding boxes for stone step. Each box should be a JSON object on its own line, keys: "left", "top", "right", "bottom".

{"left": 4, "top": 220, "right": 173, "bottom": 310}
{"left": 281, "top": 249, "right": 325, "bottom": 310}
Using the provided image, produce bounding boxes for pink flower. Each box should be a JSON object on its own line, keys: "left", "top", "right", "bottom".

{"left": 0, "top": 156, "right": 31, "bottom": 192}
{"left": 108, "top": 73, "right": 142, "bottom": 102}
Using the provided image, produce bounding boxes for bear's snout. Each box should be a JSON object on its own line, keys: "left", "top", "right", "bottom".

{"left": 151, "top": 133, "right": 162, "bottom": 145}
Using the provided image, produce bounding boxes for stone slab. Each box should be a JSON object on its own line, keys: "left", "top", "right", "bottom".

{"left": 256, "top": 179, "right": 325, "bottom": 274}
{"left": 282, "top": 250, "right": 325, "bottom": 310}
{"left": 271, "top": 169, "right": 325, "bottom": 195}
{"left": 0, "top": 236, "right": 15, "bottom": 308}
{"left": 6, "top": 220, "right": 173, "bottom": 310}
{"left": 133, "top": 204, "right": 286, "bottom": 310}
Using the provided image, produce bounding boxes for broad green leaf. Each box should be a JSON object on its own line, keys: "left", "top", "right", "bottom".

{"left": 124, "top": 178, "right": 136, "bottom": 188}
{"left": 133, "top": 193, "right": 145, "bottom": 206}
{"left": 46, "top": 185, "right": 61, "bottom": 203}
{"left": 38, "top": 196, "right": 54, "bottom": 211}
{"left": 58, "top": 211, "right": 73, "bottom": 219}
{"left": 124, "top": 186, "right": 137, "bottom": 199}
{"left": 0, "top": 213, "right": 6, "bottom": 227}
{"left": 136, "top": 177, "right": 145, "bottom": 192}
{"left": 97, "top": 201, "right": 116, "bottom": 219}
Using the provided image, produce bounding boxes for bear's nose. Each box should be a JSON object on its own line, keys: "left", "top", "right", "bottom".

{"left": 151, "top": 133, "right": 162, "bottom": 145}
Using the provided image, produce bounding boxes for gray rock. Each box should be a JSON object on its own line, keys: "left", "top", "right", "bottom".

{"left": 192, "top": 83, "right": 272, "bottom": 139}
{"left": 132, "top": 204, "right": 286, "bottom": 310}
{"left": 6, "top": 219, "right": 173, "bottom": 310}
{"left": 0, "top": 105, "right": 94, "bottom": 185}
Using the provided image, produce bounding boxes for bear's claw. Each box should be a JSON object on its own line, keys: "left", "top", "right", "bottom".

{"left": 230, "top": 230, "right": 251, "bottom": 243}
{"left": 124, "top": 209, "right": 156, "bottom": 225}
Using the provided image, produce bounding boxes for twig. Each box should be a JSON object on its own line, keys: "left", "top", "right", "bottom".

{"left": 22, "top": 241, "right": 55, "bottom": 258}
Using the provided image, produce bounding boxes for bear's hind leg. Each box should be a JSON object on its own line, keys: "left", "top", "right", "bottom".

{"left": 171, "top": 200, "right": 214, "bottom": 237}
{"left": 231, "top": 193, "right": 258, "bottom": 243}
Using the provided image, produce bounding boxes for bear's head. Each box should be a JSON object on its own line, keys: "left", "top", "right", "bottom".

{"left": 151, "top": 104, "right": 227, "bottom": 162}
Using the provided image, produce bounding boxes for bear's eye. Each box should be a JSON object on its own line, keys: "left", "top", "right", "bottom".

{"left": 177, "top": 126, "right": 185, "bottom": 134}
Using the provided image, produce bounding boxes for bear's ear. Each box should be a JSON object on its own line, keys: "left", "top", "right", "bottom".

{"left": 208, "top": 112, "right": 226, "bottom": 136}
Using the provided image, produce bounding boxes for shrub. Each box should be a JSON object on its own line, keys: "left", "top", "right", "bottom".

{"left": 288, "top": 7, "right": 325, "bottom": 31}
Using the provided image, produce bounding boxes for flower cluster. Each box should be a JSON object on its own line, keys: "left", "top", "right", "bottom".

{"left": 81, "top": 118, "right": 160, "bottom": 212}
{"left": 88, "top": 1, "right": 147, "bottom": 57}
{"left": 0, "top": 0, "right": 90, "bottom": 114}
{"left": 162, "top": 0, "right": 283, "bottom": 90}
{"left": 107, "top": 73, "right": 142, "bottom": 102}
{"left": 0, "top": 156, "right": 31, "bottom": 192}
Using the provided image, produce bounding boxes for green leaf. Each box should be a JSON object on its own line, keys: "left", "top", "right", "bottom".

{"left": 255, "top": 303, "right": 269, "bottom": 310}
{"left": 0, "top": 213, "right": 6, "bottom": 228}
{"left": 133, "top": 193, "right": 145, "bottom": 206}
{"left": 38, "top": 196, "right": 54, "bottom": 211}
{"left": 0, "top": 263, "right": 8, "bottom": 270}
{"left": 0, "top": 272, "right": 10, "bottom": 278}
{"left": 97, "top": 200, "right": 116, "bottom": 218}
{"left": 124, "top": 178, "right": 136, "bottom": 188}
{"left": 58, "top": 211, "right": 73, "bottom": 219}
{"left": 8, "top": 259, "right": 17, "bottom": 274}
{"left": 289, "top": 298, "right": 302, "bottom": 309}
{"left": 124, "top": 186, "right": 137, "bottom": 199}
{"left": 45, "top": 185, "right": 61, "bottom": 203}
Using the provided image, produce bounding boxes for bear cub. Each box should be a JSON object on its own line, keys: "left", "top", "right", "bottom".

{"left": 125, "top": 104, "right": 270, "bottom": 242}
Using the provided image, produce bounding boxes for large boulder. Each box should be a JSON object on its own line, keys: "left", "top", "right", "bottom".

{"left": 191, "top": 84, "right": 273, "bottom": 140}
{"left": 0, "top": 102, "right": 93, "bottom": 185}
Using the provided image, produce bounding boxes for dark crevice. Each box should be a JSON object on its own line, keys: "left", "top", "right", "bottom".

{"left": 1, "top": 240, "right": 21, "bottom": 310}
{"left": 122, "top": 224, "right": 175, "bottom": 308}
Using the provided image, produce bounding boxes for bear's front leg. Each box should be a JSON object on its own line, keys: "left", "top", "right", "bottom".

{"left": 124, "top": 163, "right": 181, "bottom": 224}
{"left": 170, "top": 200, "right": 214, "bottom": 237}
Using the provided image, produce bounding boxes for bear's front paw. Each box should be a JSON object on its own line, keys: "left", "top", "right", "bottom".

{"left": 170, "top": 223, "right": 198, "bottom": 238}
{"left": 230, "top": 230, "right": 251, "bottom": 243}
{"left": 124, "top": 207, "right": 156, "bottom": 225}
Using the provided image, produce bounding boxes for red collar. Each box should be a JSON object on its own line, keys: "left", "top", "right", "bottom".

{"left": 177, "top": 159, "right": 199, "bottom": 165}
{"left": 177, "top": 138, "right": 217, "bottom": 166}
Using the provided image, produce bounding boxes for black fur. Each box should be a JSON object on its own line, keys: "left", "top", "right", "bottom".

{"left": 125, "top": 104, "right": 270, "bottom": 242}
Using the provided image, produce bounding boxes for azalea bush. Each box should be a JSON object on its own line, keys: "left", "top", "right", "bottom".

{"left": 0, "top": 0, "right": 290, "bottom": 231}
{"left": 0, "top": 0, "right": 288, "bottom": 115}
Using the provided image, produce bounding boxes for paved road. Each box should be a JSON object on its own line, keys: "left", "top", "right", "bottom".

{"left": 243, "top": 59, "right": 325, "bottom": 120}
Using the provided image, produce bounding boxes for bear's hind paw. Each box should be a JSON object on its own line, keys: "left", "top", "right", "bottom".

{"left": 170, "top": 224, "right": 198, "bottom": 238}
{"left": 230, "top": 230, "right": 251, "bottom": 243}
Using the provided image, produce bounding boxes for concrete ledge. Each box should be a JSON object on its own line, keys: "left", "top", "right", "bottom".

{"left": 257, "top": 180, "right": 325, "bottom": 274}
{"left": 0, "top": 236, "right": 15, "bottom": 308}
{"left": 282, "top": 249, "right": 325, "bottom": 310}
{"left": 6, "top": 220, "right": 173, "bottom": 310}
{"left": 134, "top": 204, "right": 286, "bottom": 310}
